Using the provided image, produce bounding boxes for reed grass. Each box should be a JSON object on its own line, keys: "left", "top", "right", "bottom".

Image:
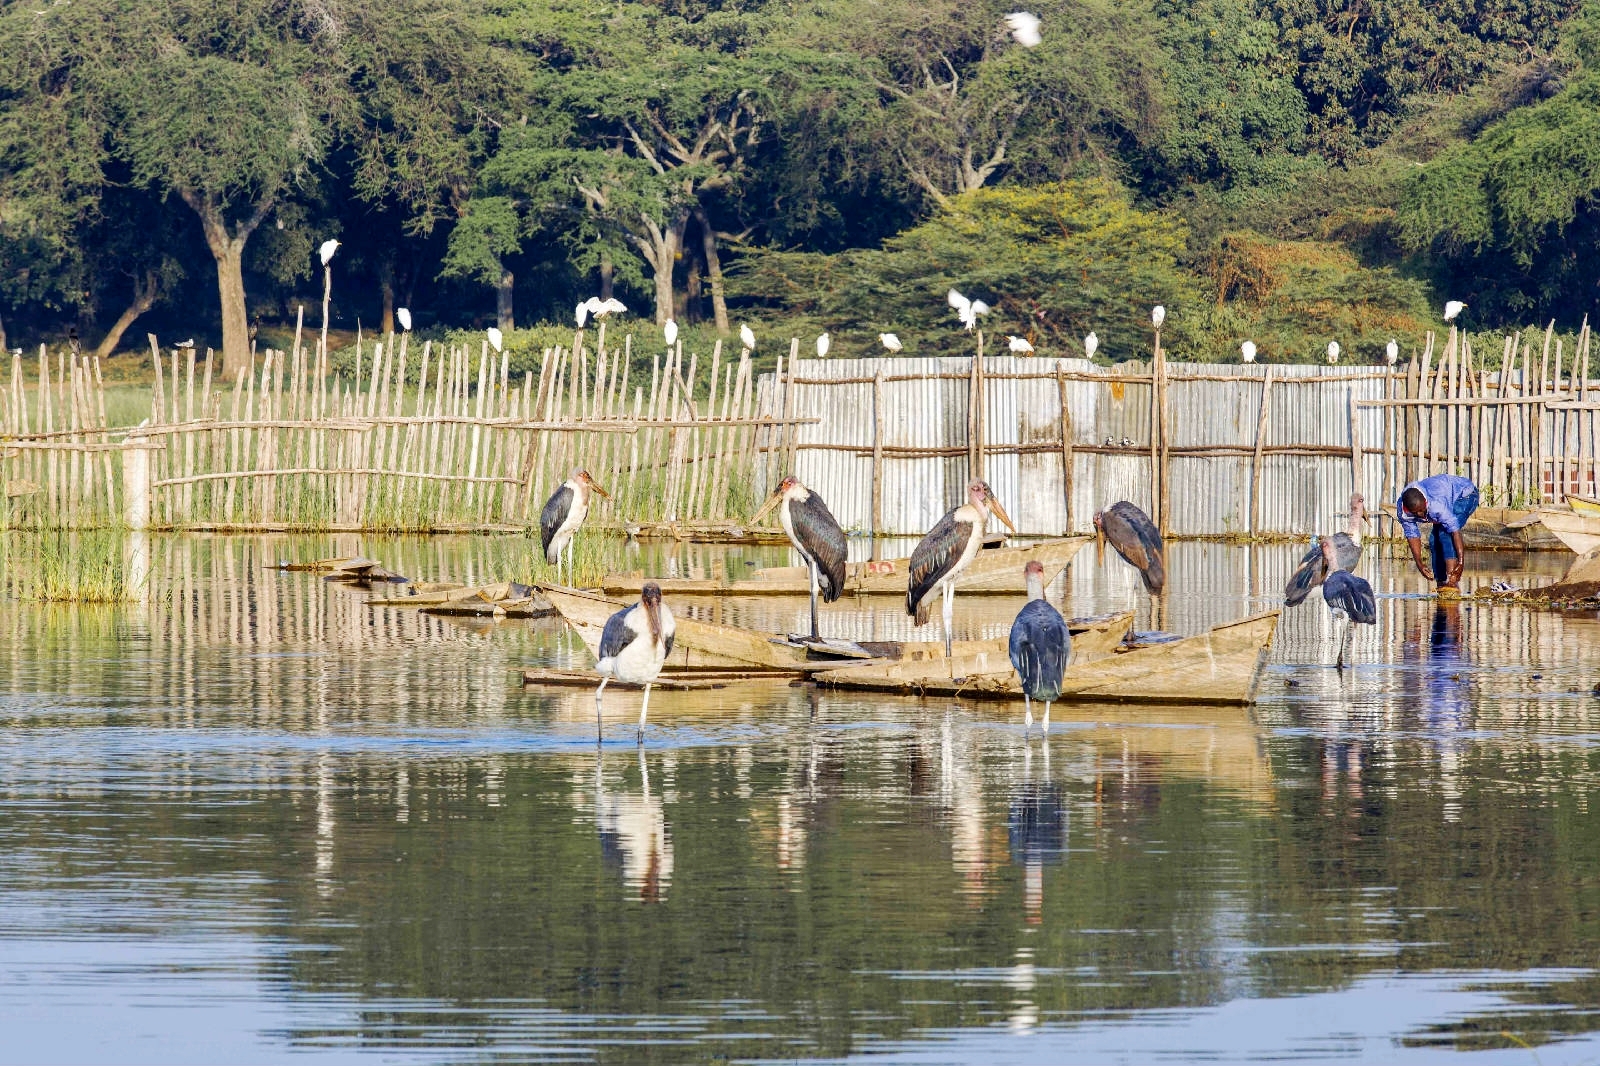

{"left": 1, "top": 529, "right": 142, "bottom": 603}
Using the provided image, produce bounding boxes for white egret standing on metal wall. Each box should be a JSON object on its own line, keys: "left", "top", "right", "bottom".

{"left": 816, "top": 333, "right": 831, "bottom": 358}
{"left": 1241, "top": 340, "right": 1257, "bottom": 363}
{"left": 1326, "top": 341, "right": 1340, "bottom": 364}
{"left": 1008, "top": 336, "right": 1034, "bottom": 354}
{"left": 879, "top": 333, "right": 903, "bottom": 353}
{"left": 1386, "top": 339, "right": 1400, "bottom": 365}
{"left": 1084, "top": 332, "right": 1099, "bottom": 358}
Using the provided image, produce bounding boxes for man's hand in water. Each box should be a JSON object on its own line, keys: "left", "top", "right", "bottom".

{"left": 1443, "top": 559, "right": 1464, "bottom": 588}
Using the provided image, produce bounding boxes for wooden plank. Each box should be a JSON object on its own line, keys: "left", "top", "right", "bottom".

{"left": 1250, "top": 369, "right": 1273, "bottom": 536}
{"left": 1057, "top": 366, "right": 1073, "bottom": 533}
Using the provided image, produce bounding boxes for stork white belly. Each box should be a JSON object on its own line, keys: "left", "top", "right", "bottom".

{"left": 596, "top": 605, "right": 674, "bottom": 684}
{"left": 940, "top": 513, "right": 986, "bottom": 590}
{"left": 549, "top": 493, "right": 591, "bottom": 558}
{"left": 778, "top": 497, "right": 813, "bottom": 569}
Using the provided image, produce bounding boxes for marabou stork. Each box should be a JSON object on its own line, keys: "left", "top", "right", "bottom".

{"left": 907, "top": 479, "right": 1018, "bottom": 661}
{"left": 1285, "top": 493, "right": 1368, "bottom": 606}
{"left": 540, "top": 469, "right": 609, "bottom": 586}
{"left": 1009, "top": 561, "right": 1070, "bottom": 734}
{"left": 1093, "top": 501, "right": 1165, "bottom": 594}
{"left": 752, "top": 475, "right": 847, "bottom": 641}
{"left": 1318, "top": 536, "right": 1376, "bottom": 669}
{"left": 594, "top": 582, "right": 676, "bottom": 742}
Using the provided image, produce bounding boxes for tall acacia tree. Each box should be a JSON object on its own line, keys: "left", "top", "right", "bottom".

{"left": 0, "top": 0, "right": 496, "bottom": 377}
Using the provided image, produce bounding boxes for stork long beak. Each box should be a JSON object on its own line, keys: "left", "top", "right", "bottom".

{"left": 589, "top": 480, "right": 611, "bottom": 500}
{"left": 1096, "top": 526, "right": 1105, "bottom": 565}
{"left": 752, "top": 492, "right": 783, "bottom": 526}
{"left": 986, "top": 493, "right": 1018, "bottom": 535}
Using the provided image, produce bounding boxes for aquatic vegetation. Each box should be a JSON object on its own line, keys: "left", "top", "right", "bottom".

{"left": 0, "top": 529, "right": 143, "bottom": 603}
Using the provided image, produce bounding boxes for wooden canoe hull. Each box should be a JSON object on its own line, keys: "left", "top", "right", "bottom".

{"left": 600, "top": 537, "right": 1090, "bottom": 596}
{"left": 811, "top": 611, "right": 1279, "bottom": 706}
{"left": 1534, "top": 509, "right": 1600, "bottom": 554}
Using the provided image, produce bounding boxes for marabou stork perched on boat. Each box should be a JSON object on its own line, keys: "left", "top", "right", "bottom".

{"left": 594, "top": 582, "right": 676, "bottom": 742}
{"left": 1318, "top": 536, "right": 1376, "bottom": 669}
{"left": 1093, "top": 501, "right": 1165, "bottom": 593}
{"left": 752, "top": 475, "right": 847, "bottom": 640}
{"left": 540, "top": 469, "right": 609, "bottom": 587}
{"left": 1009, "top": 561, "right": 1070, "bottom": 735}
{"left": 1285, "top": 493, "right": 1369, "bottom": 607}
{"left": 907, "top": 479, "right": 1017, "bottom": 661}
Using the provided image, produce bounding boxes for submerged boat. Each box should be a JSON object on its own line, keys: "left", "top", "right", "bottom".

{"left": 1523, "top": 508, "right": 1600, "bottom": 554}
{"left": 600, "top": 537, "right": 1090, "bottom": 597}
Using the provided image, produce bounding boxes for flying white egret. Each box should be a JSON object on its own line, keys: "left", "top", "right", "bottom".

{"left": 1443, "top": 300, "right": 1466, "bottom": 322}
{"left": 1084, "top": 332, "right": 1099, "bottom": 358}
{"left": 1151, "top": 305, "right": 1165, "bottom": 329}
{"left": 318, "top": 238, "right": 340, "bottom": 267}
{"left": 1326, "top": 341, "right": 1341, "bottom": 364}
{"left": 576, "top": 302, "right": 589, "bottom": 328}
{"left": 739, "top": 323, "right": 756, "bottom": 350}
{"left": 663, "top": 319, "right": 678, "bottom": 346}
{"left": 396, "top": 307, "right": 412, "bottom": 332}
{"left": 1386, "top": 339, "right": 1399, "bottom": 366}
{"left": 1008, "top": 335, "right": 1034, "bottom": 354}
{"left": 879, "top": 333, "right": 903, "bottom": 352}
{"left": 816, "top": 333, "right": 831, "bottom": 358}
{"left": 1004, "top": 11, "right": 1042, "bottom": 47}
{"left": 596, "top": 297, "right": 627, "bottom": 317}
{"left": 487, "top": 327, "right": 504, "bottom": 353}
{"left": 1241, "top": 340, "right": 1256, "bottom": 363}
{"left": 947, "top": 289, "right": 990, "bottom": 331}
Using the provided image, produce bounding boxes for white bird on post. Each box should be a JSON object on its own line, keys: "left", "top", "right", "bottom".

{"left": 318, "top": 239, "right": 340, "bottom": 267}
{"left": 1326, "top": 341, "right": 1340, "bottom": 365}
{"left": 396, "top": 307, "right": 412, "bottom": 333}
{"left": 1241, "top": 340, "right": 1257, "bottom": 363}
{"left": 576, "top": 302, "right": 590, "bottom": 328}
{"left": 739, "top": 323, "right": 756, "bottom": 350}
{"left": 487, "top": 326, "right": 504, "bottom": 354}
{"left": 1008, "top": 335, "right": 1034, "bottom": 354}
{"left": 664, "top": 319, "right": 678, "bottom": 347}
{"left": 1151, "top": 305, "right": 1165, "bottom": 329}
{"left": 1084, "top": 332, "right": 1099, "bottom": 358}
{"left": 1386, "top": 339, "right": 1399, "bottom": 366}
{"left": 879, "top": 333, "right": 903, "bottom": 353}
{"left": 947, "top": 289, "right": 989, "bottom": 331}
{"left": 816, "top": 332, "right": 831, "bottom": 358}
{"left": 1005, "top": 11, "right": 1042, "bottom": 47}
{"left": 596, "top": 297, "right": 627, "bottom": 318}
{"left": 1444, "top": 300, "right": 1466, "bottom": 322}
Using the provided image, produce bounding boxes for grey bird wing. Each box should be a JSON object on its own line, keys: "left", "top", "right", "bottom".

{"left": 1284, "top": 542, "right": 1327, "bottom": 606}
{"left": 539, "top": 484, "right": 574, "bottom": 563}
{"left": 792, "top": 491, "right": 848, "bottom": 602}
{"left": 1323, "top": 571, "right": 1377, "bottom": 624}
{"left": 907, "top": 508, "right": 970, "bottom": 624}
{"left": 1009, "top": 599, "right": 1071, "bottom": 702}
{"left": 597, "top": 606, "right": 634, "bottom": 661}
{"left": 1105, "top": 501, "right": 1165, "bottom": 592}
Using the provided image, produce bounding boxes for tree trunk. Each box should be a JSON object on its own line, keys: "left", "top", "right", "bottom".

{"left": 178, "top": 188, "right": 271, "bottom": 381}
{"left": 0, "top": 310, "right": 7, "bottom": 355}
{"left": 599, "top": 254, "right": 614, "bottom": 301}
{"left": 634, "top": 209, "right": 690, "bottom": 326}
{"left": 378, "top": 255, "right": 396, "bottom": 334}
{"left": 496, "top": 266, "right": 515, "bottom": 331}
{"left": 93, "top": 270, "right": 158, "bottom": 359}
{"left": 694, "top": 206, "right": 730, "bottom": 334}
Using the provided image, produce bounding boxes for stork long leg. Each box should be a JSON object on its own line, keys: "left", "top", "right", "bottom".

{"left": 809, "top": 560, "right": 821, "bottom": 641}
{"left": 941, "top": 581, "right": 955, "bottom": 665}
{"left": 1336, "top": 617, "right": 1352, "bottom": 671}
{"left": 637, "top": 684, "right": 652, "bottom": 743}
{"left": 1042, "top": 701, "right": 1051, "bottom": 735}
{"left": 1023, "top": 694, "right": 1033, "bottom": 733}
{"left": 595, "top": 678, "right": 609, "bottom": 741}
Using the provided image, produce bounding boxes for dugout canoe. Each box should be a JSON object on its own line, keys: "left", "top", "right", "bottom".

{"left": 810, "top": 611, "right": 1280, "bottom": 706}
{"left": 539, "top": 584, "right": 1132, "bottom": 675}
{"left": 1522, "top": 508, "right": 1600, "bottom": 555}
{"left": 600, "top": 536, "right": 1090, "bottom": 597}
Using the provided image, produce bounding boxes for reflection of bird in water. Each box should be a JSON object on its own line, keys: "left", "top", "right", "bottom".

{"left": 1009, "top": 750, "right": 1068, "bottom": 928}
{"left": 595, "top": 749, "right": 673, "bottom": 903}
{"left": 1285, "top": 493, "right": 1369, "bottom": 606}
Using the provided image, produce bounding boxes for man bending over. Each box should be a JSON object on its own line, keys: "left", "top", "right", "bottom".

{"left": 1397, "top": 474, "right": 1480, "bottom": 590}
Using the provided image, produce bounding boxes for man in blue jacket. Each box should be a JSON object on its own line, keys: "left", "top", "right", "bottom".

{"left": 1397, "top": 474, "right": 1480, "bottom": 590}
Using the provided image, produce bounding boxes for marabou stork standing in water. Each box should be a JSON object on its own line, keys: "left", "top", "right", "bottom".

{"left": 907, "top": 479, "right": 1018, "bottom": 663}
{"left": 1318, "top": 536, "right": 1376, "bottom": 669}
{"left": 1093, "top": 501, "right": 1165, "bottom": 594}
{"left": 1285, "top": 493, "right": 1369, "bottom": 606}
{"left": 1009, "top": 561, "right": 1070, "bottom": 735}
{"left": 540, "top": 469, "right": 609, "bottom": 587}
{"left": 752, "top": 475, "right": 847, "bottom": 640}
{"left": 594, "top": 582, "right": 676, "bottom": 742}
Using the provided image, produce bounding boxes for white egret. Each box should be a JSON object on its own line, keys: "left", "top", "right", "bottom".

{"left": 1326, "top": 341, "right": 1341, "bottom": 364}
{"left": 576, "top": 302, "right": 589, "bottom": 328}
{"left": 1008, "top": 335, "right": 1034, "bottom": 354}
{"left": 664, "top": 319, "right": 678, "bottom": 346}
{"left": 396, "top": 307, "right": 412, "bottom": 332}
{"left": 318, "top": 238, "right": 340, "bottom": 266}
{"left": 1004, "top": 11, "right": 1042, "bottom": 47}
{"left": 596, "top": 297, "right": 627, "bottom": 317}
{"left": 739, "top": 323, "right": 757, "bottom": 350}
{"left": 1386, "top": 339, "right": 1399, "bottom": 366}
{"left": 1241, "top": 340, "right": 1256, "bottom": 363}
{"left": 1084, "top": 332, "right": 1099, "bottom": 358}
{"left": 947, "top": 289, "right": 990, "bottom": 331}
{"left": 816, "top": 332, "right": 831, "bottom": 358}
{"left": 879, "top": 333, "right": 903, "bottom": 352}
{"left": 1151, "top": 305, "right": 1165, "bottom": 329}
{"left": 1444, "top": 300, "right": 1466, "bottom": 322}
{"left": 175, "top": 338, "right": 195, "bottom": 349}
{"left": 487, "top": 327, "right": 504, "bottom": 353}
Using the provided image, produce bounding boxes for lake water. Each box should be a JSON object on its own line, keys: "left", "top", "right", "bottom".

{"left": 2, "top": 534, "right": 1600, "bottom": 1064}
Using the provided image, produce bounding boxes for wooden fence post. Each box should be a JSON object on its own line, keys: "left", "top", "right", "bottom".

{"left": 1250, "top": 369, "right": 1274, "bottom": 537}
{"left": 872, "top": 366, "right": 885, "bottom": 558}
{"left": 123, "top": 435, "right": 151, "bottom": 530}
{"left": 1056, "top": 366, "right": 1073, "bottom": 533}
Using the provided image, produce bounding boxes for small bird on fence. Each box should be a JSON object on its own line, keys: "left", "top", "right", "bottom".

{"left": 947, "top": 289, "right": 991, "bottom": 331}
{"left": 1319, "top": 536, "right": 1376, "bottom": 669}
{"left": 594, "top": 582, "right": 676, "bottom": 743}
{"left": 908, "top": 479, "right": 1018, "bottom": 663}
{"left": 175, "top": 338, "right": 195, "bottom": 349}
{"left": 396, "top": 307, "right": 412, "bottom": 332}
{"left": 318, "top": 238, "right": 340, "bottom": 266}
{"left": 1009, "top": 560, "right": 1069, "bottom": 734}
{"left": 1386, "top": 339, "right": 1399, "bottom": 366}
{"left": 664, "top": 319, "right": 678, "bottom": 347}
{"left": 1326, "top": 341, "right": 1341, "bottom": 364}
{"left": 1119, "top": 436, "right": 1133, "bottom": 447}
{"left": 1094, "top": 501, "right": 1164, "bottom": 594}
{"left": 487, "top": 327, "right": 504, "bottom": 353}
{"left": 1444, "top": 300, "right": 1466, "bottom": 323}
{"left": 1084, "top": 332, "right": 1099, "bottom": 358}
{"left": 541, "top": 469, "right": 610, "bottom": 586}
{"left": 1104, "top": 436, "right": 1115, "bottom": 447}
{"left": 879, "top": 333, "right": 903, "bottom": 353}
{"left": 1008, "top": 335, "right": 1034, "bottom": 354}
{"left": 816, "top": 332, "right": 831, "bottom": 358}
{"left": 753, "top": 475, "right": 848, "bottom": 641}
{"left": 1005, "top": 10, "right": 1042, "bottom": 46}
{"left": 1285, "top": 493, "right": 1368, "bottom": 607}
{"left": 1241, "top": 340, "right": 1257, "bottom": 363}
{"left": 739, "top": 323, "right": 757, "bottom": 350}
{"left": 1151, "top": 305, "right": 1166, "bottom": 329}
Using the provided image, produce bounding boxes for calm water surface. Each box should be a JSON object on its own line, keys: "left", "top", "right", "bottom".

{"left": 2, "top": 534, "right": 1600, "bottom": 1064}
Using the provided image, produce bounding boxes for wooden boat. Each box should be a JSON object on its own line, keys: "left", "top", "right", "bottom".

{"left": 600, "top": 536, "right": 1090, "bottom": 597}
{"left": 1523, "top": 508, "right": 1600, "bottom": 554}
{"left": 539, "top": 584, "right": 1133, "bottom": 675}
{"left": 1569, "top": 495, "right": 1600, "bottom": 517}
{"left": 810, "top": 611, "right": 1280, "bottom": 706}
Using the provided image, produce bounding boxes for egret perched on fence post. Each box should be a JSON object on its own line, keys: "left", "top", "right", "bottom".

{"left": 1009, "top": 560, "right": 1069, "bottom": 734}
{"left": 1386, "top": 339, "right": 1399, "bottom": 366}
{"left": 1084, "top": 332, "right": 1098, "bottom": 359}
{"left": 541, "top": 469, "right": 610, "bottom": 586}
{"left": 1444, "top": 300, "right": 1466, "bottom": 323}
{"left": 396, "top": 307, "right": 412, "bottom": 333}
{"left": 664, "top": 319, "right": 678, "bottom": 348}
{"left": 1326, "top": 341, "right": 1341, "bottom": 365}
{"left": 948, "top": 289, "right": 990, "bottom": 331}
{"left": 317, "top": 238, "right": 339, "bottom": 379}
{"left": 753, "top": 475, "right": 847, "bottom": 640}
{"left": 907, "top": 479, "right": 1018, "bottom": 664}
{"left": 739, "top": 323, "right": 756, "bottom": 351}
{"left": 487, "top": 327, "right": 504, "bottom": 354}
{"left": 594, "top": 582, "right": 676, "bottom": 743}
